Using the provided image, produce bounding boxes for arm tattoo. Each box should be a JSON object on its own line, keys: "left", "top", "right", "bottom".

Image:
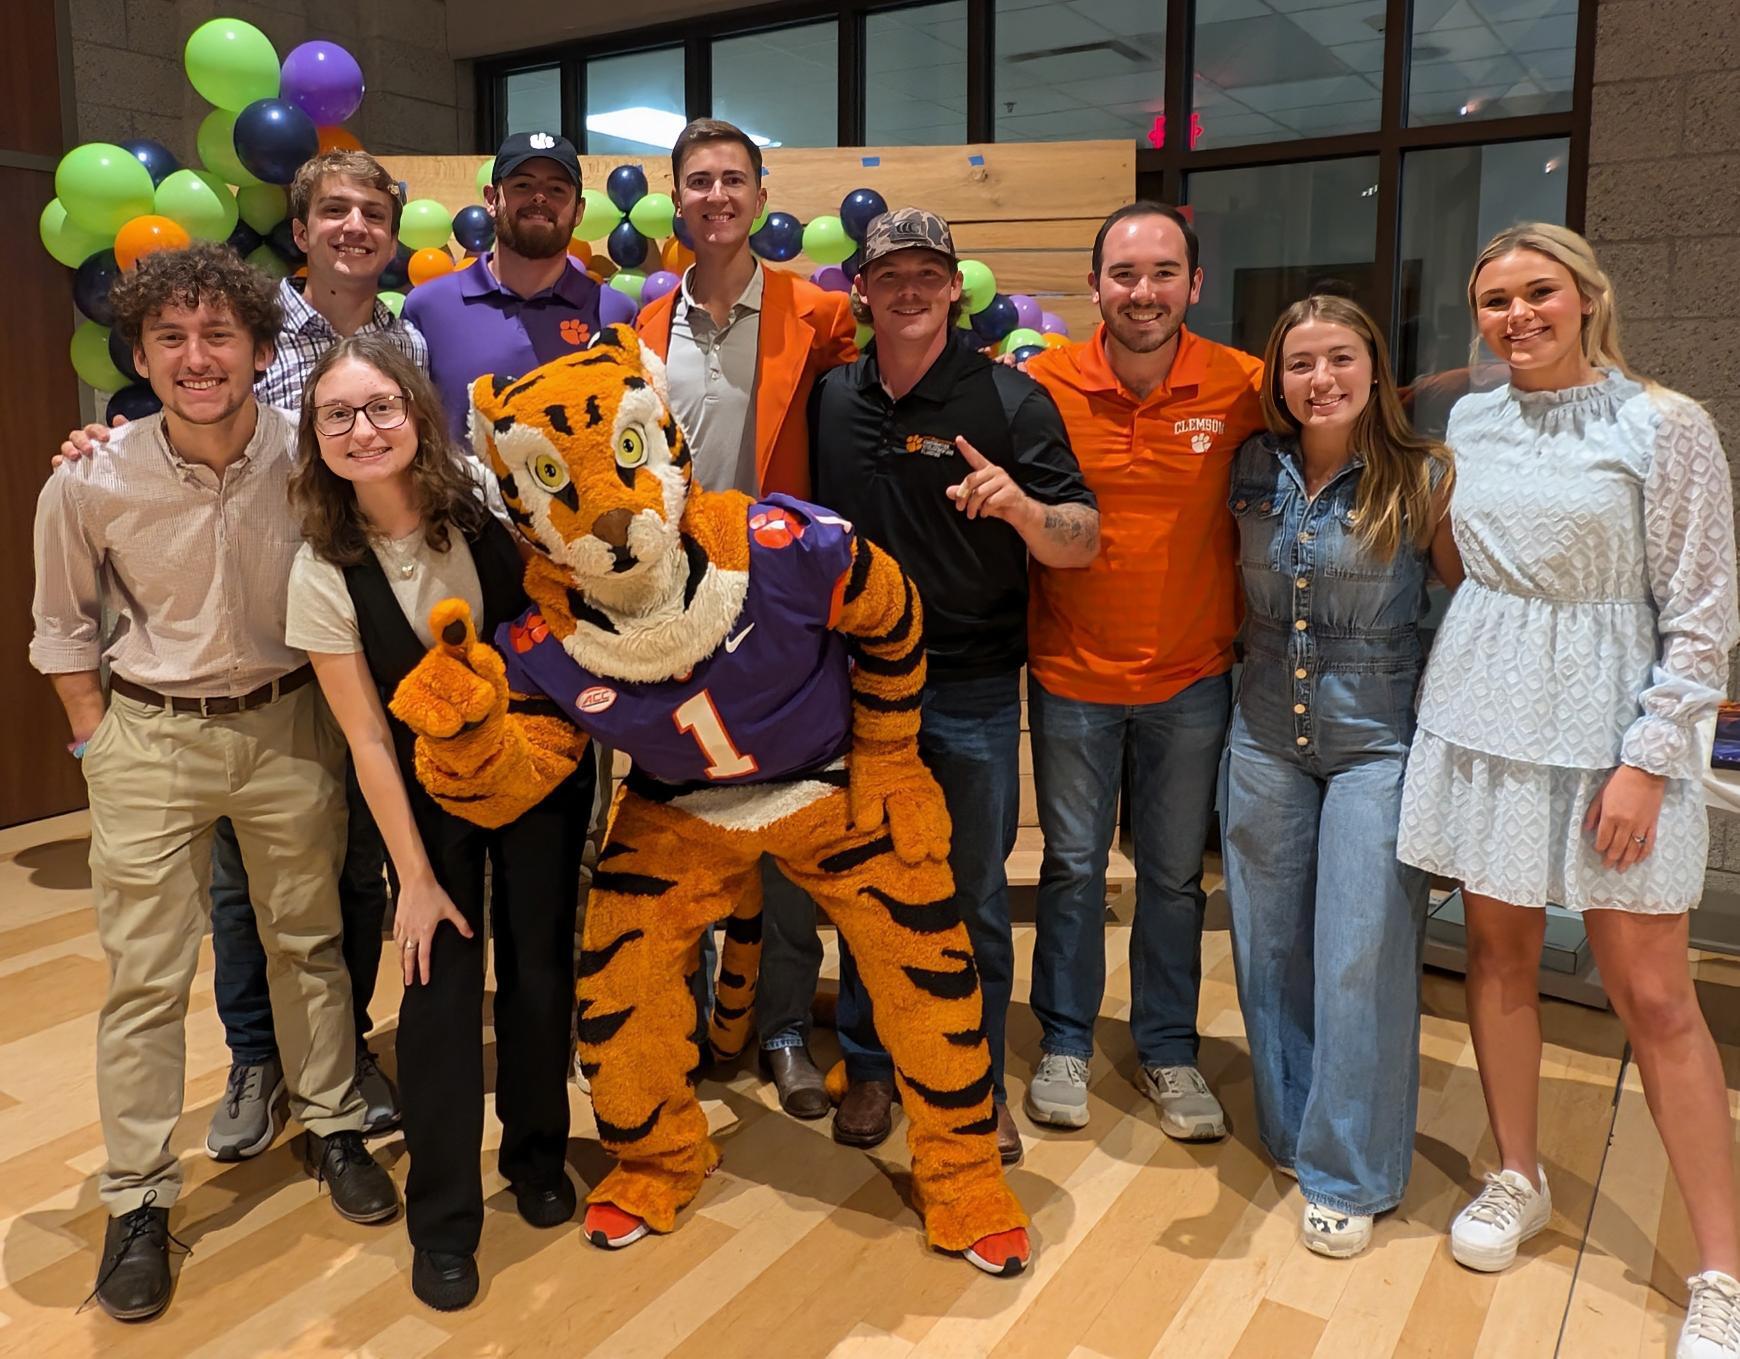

{"left": 1041, "top": 503, "right": 1097, "bottom": 545}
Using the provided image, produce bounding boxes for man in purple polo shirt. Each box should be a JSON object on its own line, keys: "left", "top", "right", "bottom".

{"left": 404, "top": 132, "right": 604, "bottom": 439}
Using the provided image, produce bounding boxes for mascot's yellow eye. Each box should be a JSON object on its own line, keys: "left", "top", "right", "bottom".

{"left": 617, "top": 428, "right": 647, "bottom": 469}
{"left": 529, "top": 451, "right": 570, "bottom": 492}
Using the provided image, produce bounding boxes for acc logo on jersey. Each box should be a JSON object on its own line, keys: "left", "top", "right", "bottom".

{"left": 750, "top": 509, "right": 805, "bottom": 550}
{"left": 577, "top": 685, "right": 617, "bottom": 714}
{"left": 508, "top": 613, "right": 551, "bottom": 653}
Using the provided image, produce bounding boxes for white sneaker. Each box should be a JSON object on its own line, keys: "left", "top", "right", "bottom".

{"left": 1680, "top": 1271, "right": 1740, "bottom": 1357}
{"left": 1302, "top": 1202, "right": 1373, "bottom": 1259}
{"left": 1024, "top": 1053, "right": 1091, "bottom": 1128}
{"left": 1135, "top": 1065, "right": 1227, "bottom": 1141}
{"left": 1450, "top": 1166, "right": 1551, "bottom": 1271}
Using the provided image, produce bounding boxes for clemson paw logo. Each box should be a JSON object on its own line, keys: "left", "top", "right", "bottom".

{"left": 508, "top": 613, "right": 550, "bottom": 653}
{"left": 560, "top": 318, "right": 589, "bottom": 347}
{"left": 529, "top": 133, "right": 556, "bottom": 150}
{"left": 1191, "top": 432, "right": 1213, "bottom": 453}
{"left": 750, "top": 509, "right": 804, "bottom": 550}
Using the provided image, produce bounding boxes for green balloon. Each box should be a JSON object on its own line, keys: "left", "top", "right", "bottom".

{"left": 578, "top": 189, "right": 621, "bottom": 241}
{"left": 155, "top": 169, "right": 237, "bottom": 241}
{"left": 955, "top": 309, "right": 974, "bottom": 330}
{"left": 1001, "top": 326, "right": 1045, "bottom": 355}
{"left": 247, "top": 242, "right": 292, "bottom": 280}
{"left": 803, "top": 215, "right": 852, "bottom": 265}
{"left": 959, "top": 259, "right": 997, "bottom": 314}
{"left": 184, "top": 18, "right": 280, "bottom": 111}
{"left": 399, "top": 199, "right": 453, "bottom": 251}
{"left": 377, "top": 289, "right": 406, "bottom": 317}
{"left": 56, "top": 143, "right": 156, "bottom": 235}
{"left": 71, "top": 321, "right": 128, "bottom": 392}
{"left": 751, "top": 206, "right": 769, "bottom": 234}
{"left": 237, "top": 184, "right": 288, "bottom": 233}
{"left": 39, "top": 198, "right": 112, "bottom": 268}
{"left": 609, "top": 270, "right": 646, "bottom": 303}
{"left": 855, "top": 322, "right": 874, "bottom": 349}
{"left": 628, "top": 193, "right": 676, "bottom": 239}
{"left": 475, "top": 158, "right": 494, "bottom": 200}
{"left": 195, "top": 108, "right": 261, "bottom": 188}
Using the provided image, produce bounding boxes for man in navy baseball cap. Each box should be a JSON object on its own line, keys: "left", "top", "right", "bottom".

{"left": 491, "top": 130, "right": 582, "bottom": 186}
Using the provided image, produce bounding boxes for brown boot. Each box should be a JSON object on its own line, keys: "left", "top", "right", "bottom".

{"left": 994, "top": 1102, "right": 1023, "bottom": 1166}
{"left": 759, "top": 1046, "right": 830, "bottom": 1120}
{"left": 833, "top": 1078, "right": 895, "bottom": 1149}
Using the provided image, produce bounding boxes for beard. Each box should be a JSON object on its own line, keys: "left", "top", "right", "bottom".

{"left": 1102, "top": 301, "right": 1187, "bottom": 355}
{"left": 494, "top": 204, "right": 577, "bottom": 261}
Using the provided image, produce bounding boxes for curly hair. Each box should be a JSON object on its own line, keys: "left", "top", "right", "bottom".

{"left": 289, "top": 334, "right": 489, "bottom": 567}
{"left": 108, "top": 239, "right": 283, "bottom": 351}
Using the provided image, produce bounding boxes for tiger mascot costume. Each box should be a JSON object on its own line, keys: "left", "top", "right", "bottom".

{"left": 389, "top": 324, "right": 1030, "bottom": 1276}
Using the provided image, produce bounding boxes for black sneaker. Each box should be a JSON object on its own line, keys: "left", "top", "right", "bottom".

{"left": 83, "top": 1192, "right": 187, "bottom": 1322}
{"left": 512, "top": 1174, "right": 577, "bottom": 1229}
{"left": 355, "top": 1048, "right": 401, "bottom": 1137}
{"left": 302, "top": 1130, "right": 401, "bottom": 1224}
{"left": 411, "top": 1249, "right": 479, "bottom": 1311}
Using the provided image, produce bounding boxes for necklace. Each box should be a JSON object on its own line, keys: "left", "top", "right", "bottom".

{"left": 376, "top": 529, "right": 422, "bottom": 580}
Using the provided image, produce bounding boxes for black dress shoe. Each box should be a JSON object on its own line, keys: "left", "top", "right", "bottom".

{"left": 513, "top": 1174, "right": 578, "bottom": 1229}
{"left": 833, "top": 1078, "right": 896, "bottom": 1148}
{"left": 412, "top": 1249, "right": 479, "bottom": 1311}
{"left": 759, "top": 1046, "right": 831, "bottom": 1120}
{"left": 303, "top": 1130, "right": 401, "bottom": 1224}
{"left": 86, "top": 1193, "right": 184, "bottom": 1321}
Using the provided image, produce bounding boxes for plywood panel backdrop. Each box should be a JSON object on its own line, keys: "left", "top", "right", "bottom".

{"left": 378, "top": 141, "right": 1134, "bottom": 342}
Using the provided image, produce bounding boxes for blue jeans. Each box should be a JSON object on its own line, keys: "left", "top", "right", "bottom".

{"left": 1219, "top": 685, "right": 1428, "bottom": 1216}
{"left": 1028, "top": 672, "right": 1231, "bottom": 1069}
{"left": 836, "top": 671, "right": 1021, "bottom": 1100}
{"left": 211, "top": 763, "right": 389, "bottom": 1064}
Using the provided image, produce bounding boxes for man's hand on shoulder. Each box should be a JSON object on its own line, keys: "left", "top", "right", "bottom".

{"left": 53, "top": 416, "right": 125, "bottom": 471}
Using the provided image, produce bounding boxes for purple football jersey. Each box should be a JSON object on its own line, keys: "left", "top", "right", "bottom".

{"left": 499, "top": 495, "right": 856, "bottom": 786}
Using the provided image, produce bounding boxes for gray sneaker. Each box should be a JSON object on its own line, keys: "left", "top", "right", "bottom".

{"left": 1136, "top": 1064, "right": 1227, "bottom": 1141}
{"left": 355, "top": 1048, "right": 401, "bottom": 1137}
{"left": 1024, "top": 1053, "right": 1091, "bottom": 1128}
{"left": 206, "top": 1056, "right": 286, "bottom": 1161}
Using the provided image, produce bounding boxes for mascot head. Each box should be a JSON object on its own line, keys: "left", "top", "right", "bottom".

{"left": 469, "top": 325, "right": 692, "bottom": 589}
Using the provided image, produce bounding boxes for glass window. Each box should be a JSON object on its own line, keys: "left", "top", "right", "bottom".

{"left": 993, "top": 0, "right": 1165, "bottom": 145}
{"left": 1186, "top": 157, "right": 1382, "bottom": 356}
{"left": 713, "top": 22, "right": 839, "bottom": 148}
{"left": 1395, "top": 137, "right": 1570, "bottom": 433}
{"left": 1192, "top": 0, "right": 1385, "bottom": 149}
{"left": 504, "top": 66, "right": 562, "bottom": 139}
{"left": 865, "top": 1, "right": 968, "bottom": 146}
{"left": 1409, "top": 0, "right": 1578, "bottom": 126}
{"left": 585, "top": 47, "right": 686, "bottom": 155}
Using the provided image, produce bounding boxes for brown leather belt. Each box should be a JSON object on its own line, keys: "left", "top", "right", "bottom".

{"left": 111, "top": 664, "right": 314, "bottom": 716}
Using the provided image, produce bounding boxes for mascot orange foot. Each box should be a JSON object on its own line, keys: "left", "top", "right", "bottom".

{"left": 390, "top": 325, "right": 1029, "bottom": 1276}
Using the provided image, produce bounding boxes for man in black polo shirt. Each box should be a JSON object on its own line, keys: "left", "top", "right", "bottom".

{"left": 811, "top": 208, "right": 1099, "bottom": 1163}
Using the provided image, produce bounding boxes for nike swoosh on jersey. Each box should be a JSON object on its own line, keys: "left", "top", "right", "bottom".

{"left": 724, "top": 623, "right": 756, "bottom": 653}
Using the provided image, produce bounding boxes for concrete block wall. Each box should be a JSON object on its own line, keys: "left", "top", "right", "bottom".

{"left": 66, "top": 0, "right": 475, "bottom": 162}
{"left": 1585, "top": 0, "right": 1740, "bottom": 889}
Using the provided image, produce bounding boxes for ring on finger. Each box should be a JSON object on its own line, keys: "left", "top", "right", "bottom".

{"left": 1632, "top": 833, "right": 1648, "bottom": 845}
{"left": 402, "top": 939, "right": 418, "bottom": 951}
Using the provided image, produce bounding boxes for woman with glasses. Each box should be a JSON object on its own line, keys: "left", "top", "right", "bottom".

{"left": 285, "top": 334, "right": 593, "bottom": 1312}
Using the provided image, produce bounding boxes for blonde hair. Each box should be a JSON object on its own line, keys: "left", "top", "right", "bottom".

{"left": 1259, "top": 294, "right": 1453, "bottom": 561}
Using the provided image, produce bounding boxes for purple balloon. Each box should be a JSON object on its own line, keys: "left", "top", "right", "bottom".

{"left": 598, "top": 287, "right": 637, "bottom": 328}
{"left": 280, "top": 42, "right": 365, "bottom": 127}
{"left": 810, "top": 265, "right": 850, "bottom": 294}
{"left": 1010, "top": 293, "right": 1043, "bottom": 332}
{"left": 641, "top": 269, "right": 680, "bottom": 304}
{"left": 1040, "top": 311, "right": 1069, "bottom": 336}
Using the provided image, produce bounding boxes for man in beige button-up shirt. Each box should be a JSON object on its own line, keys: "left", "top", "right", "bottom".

{"left": 29, "top": 243, "right": 398, "bottom": 1323}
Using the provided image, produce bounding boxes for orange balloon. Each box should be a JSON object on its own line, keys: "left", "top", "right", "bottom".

{"left": 567, "top": 235, "right": 592, "bottom": 264}
{"left": 293, "top": 265, "right": 309, "bottom": 279}
{"left": 407, "top": 247, "right": 455, "bottom": 287}
{"left": 660, "top": 237, "right": 694, "bottom": 273}
{"left": 317, "top": 126, "right": 362, "bottom": 154}
{"left": 456, "top": 254, "right": 479, "bottom": 270}
{"left": 114, "top": 214, "right": 191, "bottom": 270}
{"left": 589, "top": 256, "right": 618, "bottom": 282}
{"left": 1042, "top": 332, "right": 1071, "bottom": 349}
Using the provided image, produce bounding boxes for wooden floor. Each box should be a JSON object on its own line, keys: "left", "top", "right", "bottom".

{"left": 3, "top": 811, "right": 1738, "bottom": 1358}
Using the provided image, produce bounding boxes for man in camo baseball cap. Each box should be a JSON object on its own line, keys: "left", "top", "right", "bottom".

{"left": 855, "top": 207, "right": 958, "bottom": 273}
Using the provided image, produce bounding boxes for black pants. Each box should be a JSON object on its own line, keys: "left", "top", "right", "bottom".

{"left": 398, "top": 762, "right": 592, "bottom": 1254}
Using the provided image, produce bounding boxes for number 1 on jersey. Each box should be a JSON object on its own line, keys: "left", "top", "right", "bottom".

{"left": 673, "top": 690, "right": 759, "bottom": 779}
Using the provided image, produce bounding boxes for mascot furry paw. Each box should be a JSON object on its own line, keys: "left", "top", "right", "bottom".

{"left": 391, "top": 325, "right": 1029, "bottom": 1275}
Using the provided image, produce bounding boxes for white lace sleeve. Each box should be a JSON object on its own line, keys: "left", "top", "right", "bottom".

{"left": 1620, "top": 396, "right": 1740, "bottom": 778}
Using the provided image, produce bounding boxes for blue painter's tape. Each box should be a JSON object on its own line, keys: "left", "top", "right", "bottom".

{"left": 861, "top": 155, "right": 880, "bottom": 167}
{"left": 967, "top": 154, "right": 985, "bottom": 165}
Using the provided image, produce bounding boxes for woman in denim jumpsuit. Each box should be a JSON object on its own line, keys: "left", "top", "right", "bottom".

{"left": 1221, "top": 295, "right": 1459, "bottom": 1259}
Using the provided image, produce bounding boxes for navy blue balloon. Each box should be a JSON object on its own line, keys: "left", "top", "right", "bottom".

{"left": 842, "top": 246, "right": 865, "bottom": 280}
{"left": 227, "top": 221, "right": 262, "bottom": 257}
{"left": 839, "top": 188, "right": 888, "bottom": 243}
{"left": 268, "top": 218, "right": 306, "bottom": 264}
{"left": 73, "top": 249, "right": 123, "bottom": 325}
{"left": 671, "top": 213, "right": 693, "bottom": 248}
{"left": 1011, "top": 344, "right": 1046, "bottom": 364}
{"left": 971, "top": 293, "right": 1019, "bottom": 343}
{"left": 379, "top": 242, "right": 412, "bottom": 292}
{"left": 606, "top": 164, "right": 649, "bottom": 213}
{"left": 749, "top": 211, "right": 804, "bottom": 263}
{"left": 107, "top": 382, "right": 162, "bottom": 424}
{"left": 606, "top": 219, "right": 649, "bottom": 269}
{"left": 452, "top": 204, "right": 494, "bottom": 253}
{"left": 107, "top": 326, "right": 142, "bottom": 385}
{"left": 119, "top": 138, "right": 180, "bottom": 187}
{"left": 233, "top": 98, "right": 320, "bottom": 186}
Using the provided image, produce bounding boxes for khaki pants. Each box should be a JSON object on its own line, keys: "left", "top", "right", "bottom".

{"left": 83, "top": 685, "right": 366, "bottom": 1215}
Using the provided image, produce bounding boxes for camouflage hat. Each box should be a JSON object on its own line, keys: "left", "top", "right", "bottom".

{"left": 856, "top": 207, "right": 957, "bottom": 273}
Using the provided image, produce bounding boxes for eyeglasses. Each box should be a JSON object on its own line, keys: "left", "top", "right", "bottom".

{"left": 313, "top": 393, "right": 409, "bottom": 437}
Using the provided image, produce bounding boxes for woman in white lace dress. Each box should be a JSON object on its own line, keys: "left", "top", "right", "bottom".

{"left": 1397, "top": 223, "right": 1740, "bottom": 1358}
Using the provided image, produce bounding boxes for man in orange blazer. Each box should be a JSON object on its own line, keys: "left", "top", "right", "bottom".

{"left": 635, "top": 118, "right": 857, "bottom": 1116}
